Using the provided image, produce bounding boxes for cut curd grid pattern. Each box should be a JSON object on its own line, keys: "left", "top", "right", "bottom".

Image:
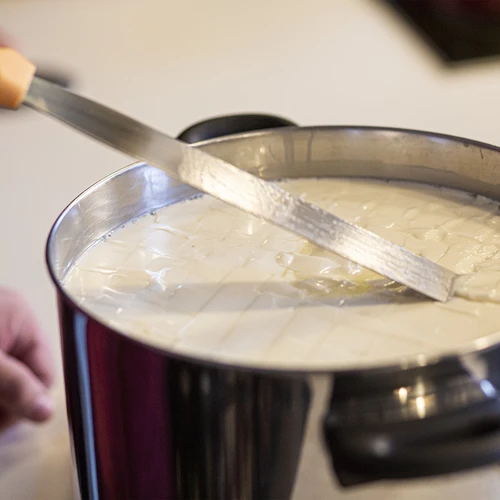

{"left": 64, "top": 178, "right": 500, "bottom": 368}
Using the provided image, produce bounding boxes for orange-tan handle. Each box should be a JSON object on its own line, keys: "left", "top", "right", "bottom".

{"left": 0, "top": 48, "right": 36, "bottom": 109}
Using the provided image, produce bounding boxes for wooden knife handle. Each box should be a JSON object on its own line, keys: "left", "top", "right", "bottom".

{"left": 0, "top": 48, "right": 36, "bottom": 109}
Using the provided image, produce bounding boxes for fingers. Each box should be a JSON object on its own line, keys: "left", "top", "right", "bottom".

{"left": 0, "top": 288, "right": 55, "bottom": 389}
{"left": 0, "top": 351, "right": 54, "bottom": 422}
{"left": 16, "top": 338, "right": 55, "bottom": 389}
{"left": 0, "top": 289, "right": 55, "bottom": 424}
{"left": 0, "top": 410, "right": 18, "bottom": 433}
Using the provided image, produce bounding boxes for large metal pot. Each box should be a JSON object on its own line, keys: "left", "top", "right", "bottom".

{"left": 47, "top": 116, "right": 500, "bottom": 500}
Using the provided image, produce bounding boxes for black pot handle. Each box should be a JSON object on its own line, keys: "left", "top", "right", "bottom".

{"left": 324, "top": 398, "right": 500, "bottom": 487}
{"left": 176, "top": 113, "right": 297, "bottom": 143}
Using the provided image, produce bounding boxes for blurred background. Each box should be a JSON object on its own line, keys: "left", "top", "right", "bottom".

{"left": 2, "top": 0, "right": 500, "bottom": 498}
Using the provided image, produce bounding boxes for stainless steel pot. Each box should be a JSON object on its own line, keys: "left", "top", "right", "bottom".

{"left": 47, "top": 116, "right": 500, "bottom": 500}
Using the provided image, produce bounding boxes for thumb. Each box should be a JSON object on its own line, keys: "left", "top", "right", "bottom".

{"left": 0, "top": 351, "right": 54, "bottom": 422}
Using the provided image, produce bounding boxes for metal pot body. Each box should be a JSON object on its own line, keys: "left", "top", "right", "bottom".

{"left": 48, "top": 122, "right": 500, "bottom": 499}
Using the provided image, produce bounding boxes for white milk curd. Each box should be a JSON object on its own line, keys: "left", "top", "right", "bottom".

{"left": 63, "top": 178, "right": 500, "bottom": 369}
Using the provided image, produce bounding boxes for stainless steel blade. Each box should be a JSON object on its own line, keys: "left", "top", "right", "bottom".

{"left": 24, "top": 76, "right": 458, "bottom": 301}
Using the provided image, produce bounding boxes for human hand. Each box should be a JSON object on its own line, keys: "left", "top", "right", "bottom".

{"left": 0, "top": 288, "right": 55, "bottom": 431}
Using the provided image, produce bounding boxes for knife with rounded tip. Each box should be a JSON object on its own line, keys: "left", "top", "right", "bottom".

{"left": 0, "top": 48, "right": 458, "bottom": 301}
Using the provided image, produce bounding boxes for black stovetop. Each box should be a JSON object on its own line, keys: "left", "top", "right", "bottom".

{"left": 382, "top": 0, "right": 500, "bottom": 64}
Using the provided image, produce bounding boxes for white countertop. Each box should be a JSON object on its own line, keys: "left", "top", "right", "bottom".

{"left": 1, "top": 0, "right": 500, "bottom": 498}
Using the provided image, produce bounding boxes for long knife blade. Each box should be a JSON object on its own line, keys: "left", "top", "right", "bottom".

{"left": 25, "top": 76, "right": 457, "bottom": 301}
